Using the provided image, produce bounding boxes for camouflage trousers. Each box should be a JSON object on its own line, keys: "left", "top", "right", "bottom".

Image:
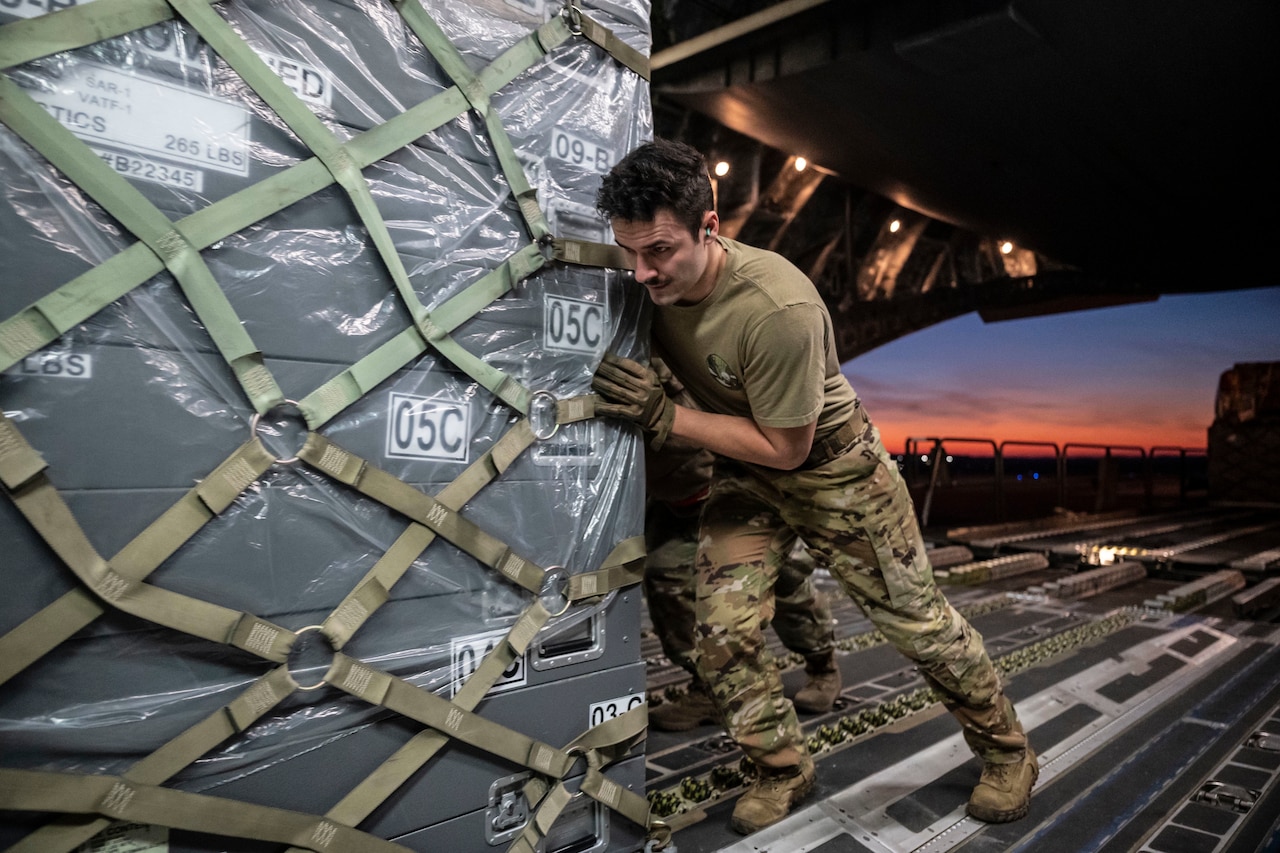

{"left": 693, "top": 419, "right": 1027, "bottom": 772}
{"left": 645, "top": 499, "right": 835, "bottom": 679}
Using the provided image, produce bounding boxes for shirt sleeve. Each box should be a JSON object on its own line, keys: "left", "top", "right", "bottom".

{"left": 742, "top": 302, "right": 826, "bottom": 428}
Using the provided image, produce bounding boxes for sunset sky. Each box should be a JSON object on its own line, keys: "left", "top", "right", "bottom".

{"left": 842, "top": 285, "right": 1280, "bottom": 456}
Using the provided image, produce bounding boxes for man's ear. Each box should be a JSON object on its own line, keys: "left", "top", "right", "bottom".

{"left": 702, "top": 212, "right": 720, "bottom": 240}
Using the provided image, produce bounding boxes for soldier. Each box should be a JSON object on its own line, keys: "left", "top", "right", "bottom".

{"left": 591, "top": 139, "right": 1036, "bottom": 835}
{"left": 645, "top": 413, "right": 842, "bottom": 730}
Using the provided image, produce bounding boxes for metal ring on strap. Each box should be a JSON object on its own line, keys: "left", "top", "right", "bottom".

{"left": 250, "top": 399, "right": 305, "bottom": 464}
{"left": 561, "top": 2, "right": 584, "bottom": 35}
{"left": 539, "top": 567, "right": 571, "bottom": 617}
{"left": 528, "top": 389, "right": 560, "bottom": 440}
{"left": 565, "top": 744, "right": 603, "bottom": 800}
{"left": 288, "top": 624, "right": 332, "bottom": 691}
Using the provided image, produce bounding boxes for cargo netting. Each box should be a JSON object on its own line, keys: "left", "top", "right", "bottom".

{"left": 0, "top": 0, "right": 662, "bottom": 849}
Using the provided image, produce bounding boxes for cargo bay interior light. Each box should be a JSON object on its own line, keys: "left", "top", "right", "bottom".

{"left": 889, "top": 219, "right": 901, "bottom": 233}
{"left": 1000, "top": 240, "right": 1014, "bottom": 254}
{"left": 713, "top": 160, "right": 730, "bottom": 177}
{"left": 794, "top": 156, "right": 807, "bottom": 171}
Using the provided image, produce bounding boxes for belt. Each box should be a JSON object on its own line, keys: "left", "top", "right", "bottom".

{"left": 801, "top": 413, "right": 865, "bottom": 469}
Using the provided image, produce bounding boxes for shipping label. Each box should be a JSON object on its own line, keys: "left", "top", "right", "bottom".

{"left": 92, "top": 146, "right": 204, "bottom": 192}
{"left": 31, "top": 62, "right": 250, "bottom": 178}
{"left": 549, "top": 127, "right": 613, "bottom": 174}
{"left": 385, "top": 391, "right": 470, "bottom": 462}
{"left": 543, "top": 294, "right": 606, "bottom": 355}
{"left": 588, "top": 693, "right": 645, "bottom": 728}
{"left": 16, "top": 351, "right": 93, "bottom": 379}
{"left": 451, "top": 628, "right": 527, "bottom": 697}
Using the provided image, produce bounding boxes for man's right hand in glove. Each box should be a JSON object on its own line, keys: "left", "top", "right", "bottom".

{"left": 591, "top": 352, "right": 676, "bottom": 451}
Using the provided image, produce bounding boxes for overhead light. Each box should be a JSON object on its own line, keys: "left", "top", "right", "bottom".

{"left": 714, "top": 160, "right": 730, "bottom": 177}
{"left": 794, "top": 156, "right": 807, "bottom": 171}
{"left": 1000, "top": 241, "right": 1014, "bottom": 254}
{"left": 889, "top": 219, "right": 901, "bottom": 233}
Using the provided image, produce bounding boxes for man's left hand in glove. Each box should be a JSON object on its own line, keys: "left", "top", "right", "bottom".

{"left": 591, "top": 352, "right": 676, "bottom": 451}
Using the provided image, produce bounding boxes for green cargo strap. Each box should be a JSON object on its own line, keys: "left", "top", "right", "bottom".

{"left": 299, "top": 329, "right": 428, "bottom": 429}
{"left": 396, "top": 0, "right": 551, "bottom": 242}
{"left": 0, "top": 0, "right": 181, "bottom": 70}
{"left": 0, "top": 86, "right": 468, "bottom": 374}
{"left": 280, "top": 601, "right": 555, "bottom": 851}
{"left": 564, "top": 0, "right": 651, "bottom": 80}
{"left": 299, "top": 434, "right": 551, "bottom": 595}
{"left": 7, "top": 665, "right": 296, "bottom": 853}
{"left": 0, "top": 768, "right": 409, "bottom": 853}
{"left": 507, "top": 783, "right": 574, "bottom": 853}
{"left": 0, "top": 438, "right": 274, "bottom": 685}
{"left": 296, "top": 242, "right": 592, "bottom": 424}
{"left": 553, "top": 237, "right": 636, "bottom": 270}
{"left": 328, "top": 652, "right": 575, "bottom": 779}
{"left": 569, "top": 714, "right": 654, "bottom": 833}
{"left": 0, "top": 75, "right": 283, "bottom": 413}
{"left": 321, "top": 421, "right": 540, "bottom": 647}
{"left": 0, "top": 417, "right": 291, "bottom": 667}
{"left": 168, "top": 0, "right": 434, "bottom": 336}
{"left": 486, "top": 12, "right": 575, "bottom": 92}
{"left": 570, "top": 534, "right": 646, "bottom": 601}
{"left": 0, "top": 414, "right": 45, "bottom": 490}
{"left": 506, "top": 705, "right": 652, "bottom": 853}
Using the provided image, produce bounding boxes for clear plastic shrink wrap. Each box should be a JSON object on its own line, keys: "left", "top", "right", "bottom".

{"left": 0, "top": 0, "right": 654, "bottom": 850}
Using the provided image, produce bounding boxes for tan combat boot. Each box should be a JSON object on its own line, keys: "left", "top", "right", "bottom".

{"left": 730, "top": 754, "right": 815, "bottom": 835}
{"left": 967, "top": 745, "right": 1038, "bottom": 822}
{"left": 649, "top": 680, "right": 719, "bottom": 732}
{"left": 793, "top": 651, "right": 842, "bottom": 713}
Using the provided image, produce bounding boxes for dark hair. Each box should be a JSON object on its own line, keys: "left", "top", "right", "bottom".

{"left": 596, "top": 138, "right": 714, "bottom": 237}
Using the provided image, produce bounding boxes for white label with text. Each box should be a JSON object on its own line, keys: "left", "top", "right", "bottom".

{"left": 588, "top": 693, "right": 645, "bottom": 728}
{"left": 32, "top": 62, "right": 250, "bottom": 177}
{"left": 549, "top": 127, "right": 613, "bottom": 174}
{"left": 18, "top": 352, "right": 93, "bottom": 379}
{"left": 451, "top": 629, "right": 527, "bottom": 697}
{"left": 544, "top": 295, "right": 607, "bottom": 355}
{"left": 258, "top": 51, "right": 333, "bottom": 109}
{"left": 92, "top": 146, "right": 204, "bottom": 192}
{"left": 386, "top": 392, "right": 470, "bottom": 462}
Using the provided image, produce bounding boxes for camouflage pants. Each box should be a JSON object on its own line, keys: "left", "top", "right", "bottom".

{"left": 693, "top": 418, "right": 1027, "bottom": 772}
{"left": 645, "top": 499, "right": 834, "bottom": 679}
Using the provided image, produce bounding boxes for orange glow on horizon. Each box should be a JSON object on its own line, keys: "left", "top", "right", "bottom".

{"left": 874, "top": 417, "right": 1208, "bottom": 458}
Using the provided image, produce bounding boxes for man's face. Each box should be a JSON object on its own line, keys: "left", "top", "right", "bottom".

{"left": 612, "top": 208, "right": 718, "bottom": 307}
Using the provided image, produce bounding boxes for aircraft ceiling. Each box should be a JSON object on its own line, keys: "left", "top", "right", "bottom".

{"left": 650, "top": 0, "right": 1278, "bottom": 293}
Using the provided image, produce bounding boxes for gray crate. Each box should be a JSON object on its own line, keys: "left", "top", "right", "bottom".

{"left": 0, "top": 665, "right": 649, "bottom": 851}
{"left": 0, "top": 0, "right": 653, "bottom": 849}
{"left": 389, "top": 754, "right": 648, "bottom": 853}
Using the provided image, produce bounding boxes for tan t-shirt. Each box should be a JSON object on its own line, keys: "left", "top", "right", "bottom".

{"left": 653, "top": 237, "right": 859, "bottom": 439}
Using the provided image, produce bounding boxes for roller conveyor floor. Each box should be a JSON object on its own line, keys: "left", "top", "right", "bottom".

{"left": 642, "top": 506, "right": 1280, "bottom": 853}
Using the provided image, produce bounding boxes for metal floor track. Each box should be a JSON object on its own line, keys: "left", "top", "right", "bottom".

{"left": 642, "top": 508, "right": 1280, "bottom": 853}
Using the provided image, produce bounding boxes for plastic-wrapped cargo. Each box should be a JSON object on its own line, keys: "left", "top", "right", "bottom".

{"left": 0, "top": 1, "right": 658, "bottom": 851}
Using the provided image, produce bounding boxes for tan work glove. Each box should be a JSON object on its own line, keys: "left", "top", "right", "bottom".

{"left": 591, "top": 352, "right": 676, "bottom": 451}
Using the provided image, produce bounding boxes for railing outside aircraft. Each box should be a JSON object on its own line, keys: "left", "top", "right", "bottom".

{"left": 902, "top": 437, "right": 1209, "bottom": 528}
